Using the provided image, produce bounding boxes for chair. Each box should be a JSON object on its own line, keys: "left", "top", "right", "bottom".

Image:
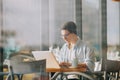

{"left": 105, "top": 60, "right": 120, "bottom": 80}
{"left": 60, "top": 72, "right": 97, "bottom": 80}
{"left": 92, "top": 58, "right": 120, "bottom": 80}
{"left": 0, "top": 71, "right": 10, "bottom": 80}
{"left": 51, "top": 60, "right": 104, "bottom": 80}
{"left": 6, "top": 53, "right": 46, "bottom": 80}
{"left": 51, "top": 70, "right": 104, "bottom": 80}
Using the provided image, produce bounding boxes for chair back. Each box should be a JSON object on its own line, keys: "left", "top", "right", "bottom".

{"left": 9, "top": 53, "right": 46, "bottom": 74}
{"left": 105, "top": 60, "right": 120, "bottom": 72}
{"left": 10, "top": 59, "right": 46, "bottom": 74}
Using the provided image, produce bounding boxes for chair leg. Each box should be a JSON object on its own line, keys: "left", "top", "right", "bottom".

{"left": 106, "top": 72, "right": 110, "bottom": 80}
{"left": 6, "top": 74, "right": 14, "bottom": 80}
{"left": 51, "top": 72, "right": 61, "bottom": 80}
{"left": 78, "top": 75, "right": 82, "bottom": 80}
{"left": 17, "top": 74, "right": 23, "bottom": 80}
{"left": 106, "top": 72, "right": 117, "bottom": 80}
{"left": 116, "top": 71, "right": 120, "bottom": 80}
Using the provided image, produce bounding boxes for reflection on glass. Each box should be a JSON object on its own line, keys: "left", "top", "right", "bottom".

{"left": 2, "top": 0, "right": 76, "bottom": 51}
{"left": 107, "top": 0, "right": 120, "bottom": 60}
{"left": 82, "top": 0, "right": 101, "bottom": 61}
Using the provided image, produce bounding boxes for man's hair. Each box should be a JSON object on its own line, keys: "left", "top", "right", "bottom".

{"left": 61, "top": 21, "right": 77, "bottom": 34}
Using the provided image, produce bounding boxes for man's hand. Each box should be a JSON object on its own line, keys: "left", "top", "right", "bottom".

{"left": 77, "top": 63, "right": 87, "bottom": 68}
{"left": 59, "top": 62, "right": 71, "bottom": 68}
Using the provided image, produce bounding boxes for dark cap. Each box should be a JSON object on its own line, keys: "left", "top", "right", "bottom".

{"left": 61, "top": 21, "right": 77, "bottom": 34}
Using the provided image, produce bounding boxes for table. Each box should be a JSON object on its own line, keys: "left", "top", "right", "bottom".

{"left": 32, "top": 51, "right": 86, "bottom": 72}
{"left": 32, "top": 51, "right": 87, "bottom": 80}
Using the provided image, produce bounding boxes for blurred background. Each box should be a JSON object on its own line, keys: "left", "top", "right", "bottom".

{"left": 0, "top": 0, "right": 120, "bottom": 80}
{"left": 0, "top": 0, "right": 119, "bottom": 61}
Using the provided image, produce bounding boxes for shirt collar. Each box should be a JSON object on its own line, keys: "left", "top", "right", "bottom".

{"left": 66, "top": 36, "right": 82, "bottom": 49}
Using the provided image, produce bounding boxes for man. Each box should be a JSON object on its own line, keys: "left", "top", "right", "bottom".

{"left": 57, "top": 21, "right": 95, "bottom": 80}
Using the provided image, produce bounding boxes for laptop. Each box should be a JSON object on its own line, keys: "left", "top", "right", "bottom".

{"left": 32, "top": 51, "right": 50, "bottom": 60}
{"left": 32, "top": 51, "right": 60, "bottom": 70}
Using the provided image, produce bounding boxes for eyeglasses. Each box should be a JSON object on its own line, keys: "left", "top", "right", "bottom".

{"left": 61, "top": 33, "right": 70, "bottom": 38}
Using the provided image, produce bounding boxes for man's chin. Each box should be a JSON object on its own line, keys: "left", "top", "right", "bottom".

{"left": 65, "top": 41, "right": 68, "bottom": 43}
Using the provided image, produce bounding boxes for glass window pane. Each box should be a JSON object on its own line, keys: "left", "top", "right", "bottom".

{"left": 107, "top": 0, "right": 120, "bottom": 60}
{"left": 2, "top": 0, "right": 76, "bottom": 51}
{"left": 49, "top": 0, "right": 75, "bottom": 47}
{"left": 82, "top": 0, "right": 101, "bottom": 61}
{"left": 3, "top": 0, "right": 41, "bottom": 49}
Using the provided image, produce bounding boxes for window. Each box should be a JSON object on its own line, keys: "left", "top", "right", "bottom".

{"left": 1, "top": 0, "right": 76, "bottom": 51}
{"left": 107, "top": 0, "right": 120, "bottom": 60}
{"left": 82, "top": 0, "right": 102, "bottom": 61}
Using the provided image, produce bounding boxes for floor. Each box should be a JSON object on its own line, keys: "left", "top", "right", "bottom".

{"left": 3, "top": 73, "right": 50, "bottom": 80}
{"left": 3, "top": 73, "right": 120, "bottom": 80}
{"left": 3, "top": 68, "right": 49, "bottom": 80}
{"left": 2, "top": 67, "right": 120, "bottom": 80}
{"left": 3, "top": 68, "right": 34, "bottom": 80}
{"left": 3, "top": 74, "right": 34, "bottom": 80}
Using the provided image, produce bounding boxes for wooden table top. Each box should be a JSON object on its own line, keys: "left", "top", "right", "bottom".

{"left": 32, "top": 51, "right": 86, "bottom": 72}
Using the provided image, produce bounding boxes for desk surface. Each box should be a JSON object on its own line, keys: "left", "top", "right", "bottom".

{"left": 32, "top": 51, "right": 86, "bottom": 72}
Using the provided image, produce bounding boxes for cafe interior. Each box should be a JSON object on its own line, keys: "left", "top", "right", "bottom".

{"left": 0, "top": 0, "right": 120, "bottom": 80}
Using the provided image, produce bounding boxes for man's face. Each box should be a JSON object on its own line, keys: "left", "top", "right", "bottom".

{"left": 61, "top": 30, "right": 71, "bottom": 43}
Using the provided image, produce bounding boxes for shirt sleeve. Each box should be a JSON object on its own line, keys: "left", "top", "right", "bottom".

{"left": 84, "top": 47, "right": 95, "bottom": 72}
